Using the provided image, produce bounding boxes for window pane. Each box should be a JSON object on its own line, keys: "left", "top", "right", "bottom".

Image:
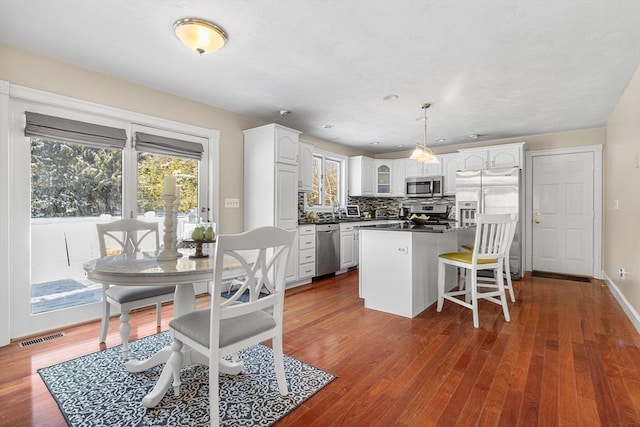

{"left": 324, "top": 159, "right": 340, "bottom": 206}
{"left": 136, "top": 152, "right": 199, "bottom": 216}
{"left": 308, "top": 156, "right": 322, "bottom": 206}
{"left": 30, "top": 138, "right": 122, "bottom": 314}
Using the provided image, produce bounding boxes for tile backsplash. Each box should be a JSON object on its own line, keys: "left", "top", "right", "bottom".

{"left": 298, "top": 193, "right": 455, "bottom": 222}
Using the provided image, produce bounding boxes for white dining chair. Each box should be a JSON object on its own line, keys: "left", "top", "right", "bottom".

{"left": 96, "top": 219, "right": 175, "bottom": 359}
{"left": 437, "top": 214, "right": 514, "bottom": 328}
{"left": 163, "top": 226, "right": 295, "bottom": 426}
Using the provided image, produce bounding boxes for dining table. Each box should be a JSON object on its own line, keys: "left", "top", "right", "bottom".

{"left": 83, "top": 248, "right": 252, "bottom": 408}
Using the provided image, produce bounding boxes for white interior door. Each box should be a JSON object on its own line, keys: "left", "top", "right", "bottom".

{"left": 531, "top": 152, "right": 594, "bottom": 276}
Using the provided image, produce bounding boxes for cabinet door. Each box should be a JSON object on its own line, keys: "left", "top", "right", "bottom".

{"left": 461, "top": 151, "right": 488, "bottom": 170}
{"left": 361, "top": 157, "right": 375, "bottom": 196}
{"left": 275, "top": 163, "right": 298, "bottom": 230}
{"left": 285, "top": 231, "right": 298, "bottom": 283}
{"left": 340, "top": 231, "right": 355, "bottom": 269}
{"left": 298, "top": 141, "right": 314, "bottom": 192}
{"left": 441, "top": 154, "right": 461, "bottom": 195}
{"left": 391, "top": 159, "right": 406, "bottom": 196}
{"left": 275, "top": 128, "right": 299, "bottom": 165}
{"left": 375, "top": 161, "right": 392, "bottom": 196}
{"left": 423, "top": 161, "right": 442, "bottom": 176}
{"left": 489, "top": 146, "right": 521, "bottom": 169}
{"left": 404, "top": 158, "right": 424, "bottom": 177}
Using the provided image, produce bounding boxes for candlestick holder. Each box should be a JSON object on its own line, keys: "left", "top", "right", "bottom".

{"left": 157, "top": 194, "right": 180, "bottom": 261}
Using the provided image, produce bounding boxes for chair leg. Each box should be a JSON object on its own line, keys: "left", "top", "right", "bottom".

{"left": 437, "top": 260, "right": 445, "bottom": 312}
{"left": 272, "top": 334, "right": 289, "bottom": 396}
{"left": 504, "top": 262, "right": 515, "bottom": 303}
{"left": 210, "top": 350, "right": 221, "bottom": 427}
{"left": 119, "top": 312, "right": 131, "bottom": 360}
{"left": 470, "top": 269, "right": 479, "bottom": 328}
{"left": 155, "top": 302, "right": 162, "bottom": 328}
{"left": 497, "top": 265, "right": 511, "bottom": 322}
{"left": 99, "top": 299, "right": 110, "bottom": 343}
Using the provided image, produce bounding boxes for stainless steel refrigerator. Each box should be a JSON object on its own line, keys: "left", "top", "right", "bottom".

{"left": 455, "top": 167, "right": 523, "bottom": 279}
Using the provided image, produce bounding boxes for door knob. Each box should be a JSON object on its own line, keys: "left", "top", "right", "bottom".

{"left": 534, "top": 219, "right": 541, "bottom": 224}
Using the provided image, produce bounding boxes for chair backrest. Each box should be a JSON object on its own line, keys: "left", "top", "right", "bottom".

{"left": 210, "top": 226, "right": 295, "bottom": 336}
{"left": 472, "top": 214, "right": 514, "bottom": 264}
{"left": 96, "top": 219, "right": 160, "bottom": 257}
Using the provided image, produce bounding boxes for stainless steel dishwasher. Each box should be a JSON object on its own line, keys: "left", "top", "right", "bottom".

{"left": 315, "top": 223, "right": 340, "bottom": 276}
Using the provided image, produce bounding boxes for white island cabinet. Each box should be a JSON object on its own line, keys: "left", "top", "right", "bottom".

{"left": 359, "top": 226, "right": 464, "bottom": 318}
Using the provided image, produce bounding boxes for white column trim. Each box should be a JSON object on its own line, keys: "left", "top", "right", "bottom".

{"left": 0, "top": 81, "right": 10, "bottom": 346}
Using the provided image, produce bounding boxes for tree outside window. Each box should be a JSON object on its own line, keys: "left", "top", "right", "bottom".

{"left": 308, "top": 154, "right": 342, "bottom": 208}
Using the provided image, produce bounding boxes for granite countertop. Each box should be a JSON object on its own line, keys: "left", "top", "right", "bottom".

{"left": 358, "top": 222, "right": 471, "bottom": 233}
{"left": 298, "top": 217, "right": 403, "bottom": 225}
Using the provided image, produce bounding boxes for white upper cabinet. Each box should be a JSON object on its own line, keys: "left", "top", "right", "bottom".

{"left": 439, "top": 153, "right": 461, "bottom": 195}
{"left": 459, "top": 142, "right": 525, "bottom": 170}
{"left": 349, "top": 156, "right": 375, "bottom": 196}
{"left": 275, "top": 126, "right": 300, "bottom": 165}
{"left": 391, "top": 159, "right": 406, "bottom": 196}
{"left": 404, "top": 158, "right": 442, "bottom": 177}
{"left": 374, "top": 160, "right": 392, "bottom": 196}
{"left": 298, "top": 140, "right": 314, "bottom": 192}
{"left": 404, "top": 158, "right": 425, "bottom": 178}
{"left": 423, "top": 160, "right": 442, "bottom": 176}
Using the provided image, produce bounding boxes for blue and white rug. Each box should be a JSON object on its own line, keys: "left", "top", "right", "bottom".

{"left": 38, "top": 332, "right": 335, "bottom": 426}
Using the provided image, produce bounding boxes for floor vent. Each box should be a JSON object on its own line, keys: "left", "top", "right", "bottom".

{"left": 18, "top": 332, "right": 65, "bottom": 348}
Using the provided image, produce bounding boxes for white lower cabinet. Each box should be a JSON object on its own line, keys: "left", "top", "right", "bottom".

{"left": 298, "top": 225, "right": 316, "bottom": 279}
{"left": 340, "top": 223, "right": 357, "bottom": 270}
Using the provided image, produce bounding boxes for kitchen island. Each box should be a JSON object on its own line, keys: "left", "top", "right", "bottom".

{"left": 359, "top": 223, "right": 474, "bottom": 318}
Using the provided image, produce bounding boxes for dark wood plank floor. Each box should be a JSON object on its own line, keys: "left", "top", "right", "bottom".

{"left": 1, "top": 271, "right": 639, "bottom": 426}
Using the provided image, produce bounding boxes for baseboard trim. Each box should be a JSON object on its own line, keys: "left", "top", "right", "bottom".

{"left": 603, "top": 272, "right": 640, "bottom": 335}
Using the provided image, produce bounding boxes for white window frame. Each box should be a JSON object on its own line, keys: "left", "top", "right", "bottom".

{"left": 306, "top": 148, "right": 347, "bottom": 213}
{"left": 1, "top": 82, "right": 219, "bottom": 341}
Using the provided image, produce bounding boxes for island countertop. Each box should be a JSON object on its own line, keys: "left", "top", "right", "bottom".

{"left": 357, "top": 222, "right": 472, "bottom": 233}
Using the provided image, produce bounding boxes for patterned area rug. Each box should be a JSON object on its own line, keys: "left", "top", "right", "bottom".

{"left": 38, "top": 333, "right": 335, "bottom": 426}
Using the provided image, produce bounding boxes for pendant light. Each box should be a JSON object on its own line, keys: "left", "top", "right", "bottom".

{"left": 409, "top": 103, "right": 439, "bottom": 164}
{"left": 173, "top": 18, "right": 227, "bottom": 55}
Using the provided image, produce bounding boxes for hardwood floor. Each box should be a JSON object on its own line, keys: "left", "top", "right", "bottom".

{"left": 1, "top": 271, "right": 639, "bottom": 426}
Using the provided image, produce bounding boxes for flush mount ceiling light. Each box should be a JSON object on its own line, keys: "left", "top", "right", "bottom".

{"left": 173, "top": 18, "right": 227, "bottom": 55}
{"left": 409, "top": 103, "right": 439, "bottom": 164}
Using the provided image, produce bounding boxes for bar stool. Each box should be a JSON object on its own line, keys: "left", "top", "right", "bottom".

{"left": 437, "top": 214, "right": 514, "bottom": 328}
{"left": 459, "top": 214, "right": 517, "bottom": 302}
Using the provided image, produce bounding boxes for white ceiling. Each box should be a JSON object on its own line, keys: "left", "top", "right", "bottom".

{"left": 1, "top": 1, "right": 639, "bottom": 153}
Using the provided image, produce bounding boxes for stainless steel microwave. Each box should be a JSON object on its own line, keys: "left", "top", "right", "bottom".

{"left": 405, "top": 176, "right": 444, "bottom": 198}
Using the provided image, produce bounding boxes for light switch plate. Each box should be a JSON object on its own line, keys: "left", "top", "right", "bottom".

{"left": 225, "top": 198, "right": 240, "bottom": 208}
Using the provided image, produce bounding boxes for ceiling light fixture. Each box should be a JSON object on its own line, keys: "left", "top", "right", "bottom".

{"left": 173, "top": 18, "right": 227, "bottom": 55}
{"left": 383, "top": 94, "right": 399, "bottom": 101}
{"left": 409, "top": 103, "right": 439, "bottom": 164}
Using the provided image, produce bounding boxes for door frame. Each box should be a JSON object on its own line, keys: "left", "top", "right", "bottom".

{"left": 1, "top": 82, "right": 220, "bottom": 343}
{"left": 525, "top": 145, "right": 603, "bottom": 279}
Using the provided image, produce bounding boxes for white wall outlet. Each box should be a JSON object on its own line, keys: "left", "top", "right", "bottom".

{"left": 396, "top": 246, "right": 408, "bottom": 254}
{"left": 618, "top": 267, "right": 625, "bottom": 278}
{"left": 224, "top": 198, "right": 240, "bottom": 208}
{"left": 614, "top": 199, "right": 619, "bottom": 210}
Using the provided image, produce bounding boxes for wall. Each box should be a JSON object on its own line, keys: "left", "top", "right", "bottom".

{"left": 604, "top": 65, "right": 640, "bottom": 320}
{"left": 0, "top": 44, "right": 363, "bottom": 234}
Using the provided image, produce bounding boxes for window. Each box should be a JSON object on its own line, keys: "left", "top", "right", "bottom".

{"left": 307, "top": 151, "right": 345, "bottom": 210}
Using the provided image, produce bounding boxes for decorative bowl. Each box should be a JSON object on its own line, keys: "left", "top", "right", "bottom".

{"left": 410, "top": 216, "right": 430, "bottom": 225}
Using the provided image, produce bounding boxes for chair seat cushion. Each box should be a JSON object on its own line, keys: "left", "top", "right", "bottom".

{"left": 439, "top": 252, "right": 497, "bottom": 264}
{"left": 105, "top": 285, "right": 175, "bottom": 303}
{"left": 169, "top": 308, "right": 276, "bottom": 349}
